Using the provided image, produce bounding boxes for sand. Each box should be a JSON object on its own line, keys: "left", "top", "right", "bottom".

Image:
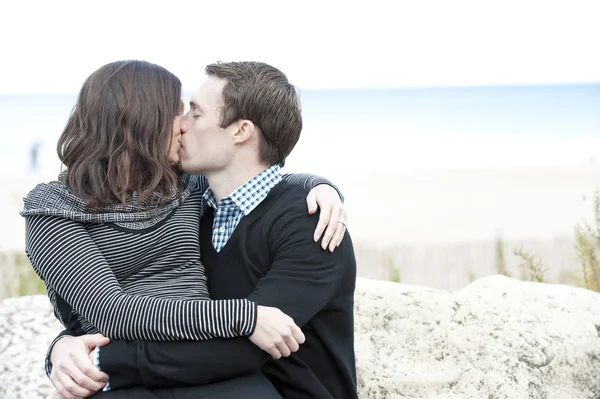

{"left": 2, "top": 163, "right": 600, "bottom": 293}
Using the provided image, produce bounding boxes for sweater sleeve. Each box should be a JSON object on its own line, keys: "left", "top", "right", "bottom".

{"left": 282, "top": 173, "right": 344, "bottom": 202}
{"left": 247, "top": 203, "right": 349, "bottom": 326}
{"left": 24, "top": 214, "right": 257, "bottom": 341}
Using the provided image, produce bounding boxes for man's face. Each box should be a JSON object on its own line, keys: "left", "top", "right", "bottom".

{"left": 179, "top": 76, "right": 235, "bottom": 175}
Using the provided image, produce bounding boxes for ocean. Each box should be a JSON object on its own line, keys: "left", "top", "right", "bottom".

{"left": 1, "top": 84, "right": 599, "bottom": 179}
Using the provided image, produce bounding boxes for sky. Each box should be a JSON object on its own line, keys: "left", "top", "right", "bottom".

{"left": 0, "top": 0, "right": 599, "bottom": 94}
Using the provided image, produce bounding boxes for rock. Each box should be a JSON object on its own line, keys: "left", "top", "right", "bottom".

{"left": 0, "top": 295, "right": 61, "bottom": 399}
{"left": 354, "top": 275, "right": 600, "bottom": 399}
{"left": 1, "top": 276, "right": 600, "bottom": 398}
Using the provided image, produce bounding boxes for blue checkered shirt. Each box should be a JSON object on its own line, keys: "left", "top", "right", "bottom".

{"left": 203, "top": 165, "right": 282, "bottom": 252}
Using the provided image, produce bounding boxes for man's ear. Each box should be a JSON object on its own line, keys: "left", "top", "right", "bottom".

{"left": 232, "top": 119, "right": 256, "bottom": 144}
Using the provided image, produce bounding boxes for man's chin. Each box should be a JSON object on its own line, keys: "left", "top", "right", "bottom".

{"left": 180, "top": 160, "right": 201, "bottom": 175}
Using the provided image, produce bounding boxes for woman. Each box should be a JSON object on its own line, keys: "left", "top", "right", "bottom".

{"left": 20, "top": 61, "right": 345, "bottom": 384}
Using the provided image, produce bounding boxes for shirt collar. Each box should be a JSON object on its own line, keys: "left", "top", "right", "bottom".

{"left": 203, "top": 165, "right": 282, "bottom": 216}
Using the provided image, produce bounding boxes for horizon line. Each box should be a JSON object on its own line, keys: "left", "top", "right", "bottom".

{"left": 1, "top": 81, "right": 599, "bottom": 97}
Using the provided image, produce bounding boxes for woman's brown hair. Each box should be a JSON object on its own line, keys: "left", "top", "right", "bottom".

{"left": 57, "top": 60, "right": 182, "bottom": 208}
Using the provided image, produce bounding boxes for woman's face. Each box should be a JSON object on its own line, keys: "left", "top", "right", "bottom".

{"left": 167, "top": 101, "right": 184, "bottom": 163}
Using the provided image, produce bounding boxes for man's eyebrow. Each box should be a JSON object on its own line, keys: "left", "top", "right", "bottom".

{"left": 189, "top": 100, "right": 202, "bottom": 110}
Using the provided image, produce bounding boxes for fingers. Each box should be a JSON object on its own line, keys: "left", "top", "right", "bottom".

{"left": 284, "top": 333, "right": 300, "bottom": 353}
{"left": 63, "top": 361, "right": 102, "bottom": 394}
{"left": 276, "top": 340, "right": 292, "bottom": 358}
{"left": 71, "top": 355, "right": 109, "bottom": 391}
{"left": 264, "top": 329, "right": 302, "bottom": 360}
{"left": 50, "top": 347, "right": 107, "bottom": 397}
{"left": 291, "top": 325, "right": 306, "bottom": 345}
{"left": 313, "top": 206, "right": 331, "bottom": 243}
{"left": 82, "top": 334, "right": 110, "bottom": 350}
{"left": 306, "top": 191, "right": 317, "bottom": 215}
{"left": 328, "top": 223, "right": 346, "bottom": 251}
{"left": 52, "top": 379, "right": 72, "bottom": 399}
{"left": 267, "top": 345, "right": 283, "bottom": 360}
{"left": 275, "top": 322, "right": 304, "bottom": 359}
{"left": 321, "top": 206, "right": 343, "bottom": 251}
{"left": 251, "top": 306, "right": 306, "bottom": 360}
{"left": 61, "top": 369, "right": 95, "bottom": 397}
{"left": 328, "top": 207, "right": 348, "bottom": 251}
{"left": 53, "top": 381, "right": 82, "bottom": 399}
{"left": 322, "top": 205, "right": 348, "bottom": 251}
{"left": 48, "top": 334, "right": 109, "bottom": 399}
{"left": 52, "top": 372, "right": 87, "bottom": 399}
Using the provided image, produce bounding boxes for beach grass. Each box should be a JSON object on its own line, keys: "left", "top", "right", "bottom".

{"left": 0, "top": 251, "right": 45, "bottom": 299}
{"left": 0, "top": 240, "right": 589, "bottom": 302}
{"left": 574, "top": 192, "right": 600, "bottom": 291}
{"left": 512, "top": 191, "right": 600, "bottom": 291}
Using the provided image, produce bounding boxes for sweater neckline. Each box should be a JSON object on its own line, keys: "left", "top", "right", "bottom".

{"left": 204, "top": 180, "right": 289, "bottom": 256}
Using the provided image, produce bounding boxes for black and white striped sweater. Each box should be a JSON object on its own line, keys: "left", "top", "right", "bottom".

{"left": 21, "top": 173, "right": 331, "bottom": 342}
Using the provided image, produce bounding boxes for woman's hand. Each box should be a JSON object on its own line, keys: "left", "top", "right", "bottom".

{"left": 306, "top": 184, "right": 348, "bottom": 251}
{"left": 249, "top": 305, "right": 306, "bottom": 359}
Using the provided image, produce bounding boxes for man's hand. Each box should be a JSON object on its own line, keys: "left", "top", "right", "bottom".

{"left": 49, "top": 334, "right": 110, "bottom": 399}
{"left": 306, "top": 184, "right": 347, "bottom": 251}
{"left": 250, "top": 305, "right": 306, "bottom": 359}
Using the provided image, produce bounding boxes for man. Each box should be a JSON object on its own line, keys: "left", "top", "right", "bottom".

{"left": 49, "top": 62, "right": 357, "bottom": 398}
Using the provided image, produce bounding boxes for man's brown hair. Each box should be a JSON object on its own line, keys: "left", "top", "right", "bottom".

{"left": 205, "top": 61, "right": 302, "bottom": 167}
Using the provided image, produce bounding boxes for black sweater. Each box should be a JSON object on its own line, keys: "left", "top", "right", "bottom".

{"left": 97, "top": 181, "right": 358, "bottom": 398}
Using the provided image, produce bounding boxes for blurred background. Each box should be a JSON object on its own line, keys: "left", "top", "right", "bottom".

{"left": 1, "top": 0, "right": 599, "bottom": 300}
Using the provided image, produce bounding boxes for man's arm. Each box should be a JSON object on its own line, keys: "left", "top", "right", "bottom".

{"left": 282, "top": 173, "right": 344, "bottom": 203}
{"left": 99, "top": 337, "right": 268, "bottom": 388}
{"left": 283, "top": 173, "right": 347, "bottom": 251}
{"left": 98, "top": 204, "right": 349, "bottom": 390}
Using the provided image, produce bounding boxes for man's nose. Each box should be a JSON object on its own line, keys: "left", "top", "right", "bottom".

{"left": 180, "top": 117, "right": 188, "bottom": 134}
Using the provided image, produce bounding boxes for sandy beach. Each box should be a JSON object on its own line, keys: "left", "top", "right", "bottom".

{"left": 326, "top": 162, "right": 600, "bottom": 246}
{"left": 2, "top": 162, "right": 600, "bottom": 298}
{"left": 319, "top": 162, "right": 600, "bottom": 289}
